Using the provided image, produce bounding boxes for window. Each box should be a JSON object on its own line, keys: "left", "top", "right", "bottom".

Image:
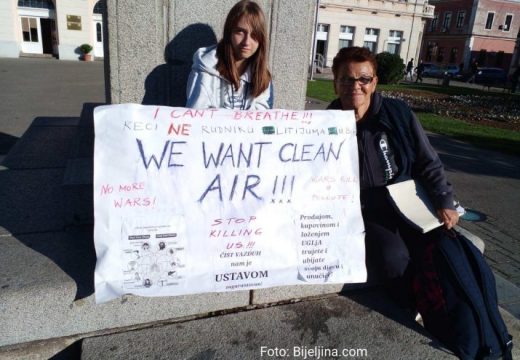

{"left": 365, "top": 28, "right": 379, "bottom": 36}
{"left": 316, "top": 24, "right": 329, "bottom": 60}
{"left": 363, "top": 28, "right": 379, "bottom": 53}
{"left": 456, "top": 11, "right": 465, "bottom": 28}
{"left": 317, "top": 23, "right": 329, "bottom": 32}
{"left": 387, "top": 43, "right": 400, "bottom": 54}
{"left": 436, "top": 47, "right": 445, "bottom": 62}
{"left": 430, "top": 14, "right": 438, "bottom": 32}
{"left": 426, "top": 42, "right": 437, "bottom": 62}
{"left": 17, "top": 0, "right": 54, "bottom": 9}
{"left": 340, "top": 25, "right": 354, "bottom": 34}
{"left": 485, "top": 12, "right": 494, "bottom": 30}
{"left": 442, "top": 12, "right": 452, "bottom": 31}
{"left": 504, "top": 15, "right": 513, "bottom": 32}
{"left": 387, "top": 30, "right": 403, "bottom": 55}
{"left": 21, "top": 17, "right": 38, "bottom": 42}
{"left": 363, "top": 41, "right": 377, "bottom": 52}
{"left": 339, "top": 25, "right": 354, "bottom": 49}
{"left": 96, "top": 22, "right": 102, "bottom": 42}
{"left": 93, "top": 0, "right": 105, "bottom": 14}
{"left": 449, "top": 48, "right": 458, "bottom": 63}
{"left": 338, "top": 39, "right": 352, "bottom": 49}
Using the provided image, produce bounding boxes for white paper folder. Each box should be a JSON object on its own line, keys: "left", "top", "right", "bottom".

{"left": 387, "top": 179, "right": 443, "bottom": 233}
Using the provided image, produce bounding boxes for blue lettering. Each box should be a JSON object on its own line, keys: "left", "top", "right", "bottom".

{"left": 278, "top": 143, "right": 293, "bottom": 162}
{"left": 198, "top": 174, "right": 223, "bottom": 202}
{"left": 300, "top": 144, "right": 313, "bottom": 161}
{"left": 202, "top": 142, "right": 225, "bottom": 168}
{"left": 136, "top": 138, "right": 169, "bottom": 169}
{"left": 202, "top": 142, "right": 272, "bottom": 168}
{"left": 242, "top": 175, "right": 262, "bottom": 200}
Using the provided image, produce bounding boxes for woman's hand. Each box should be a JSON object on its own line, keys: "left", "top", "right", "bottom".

{"left": 437, "top": 208, "right": 459, "bottom": 230}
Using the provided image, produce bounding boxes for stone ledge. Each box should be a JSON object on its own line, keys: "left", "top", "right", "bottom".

{"left": 0, "top": 232, "right": 250, "bottom": 347}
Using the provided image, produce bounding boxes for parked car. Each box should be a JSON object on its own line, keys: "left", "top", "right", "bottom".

{"left": 422, "top": 64, "right": 443, "bottom": 78}
{"left": 444, "top": 65, "right": 461, "bottom": 78}
{"left": 422, "top": 64, "right": 460, "bottom": 78}
{"left": 474, "top": 67, "right": 508, "bottom": 87}
{"left": 420, "top": 62, "right": 434, "bottom": 73}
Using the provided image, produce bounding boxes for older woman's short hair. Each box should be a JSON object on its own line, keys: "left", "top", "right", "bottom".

{"left": 332, "top": 47, "right": 378, "bottom": 79}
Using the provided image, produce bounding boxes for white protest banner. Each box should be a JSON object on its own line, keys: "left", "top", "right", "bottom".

{"left": 93, "top": 104, "right": 366, "bottom": 303}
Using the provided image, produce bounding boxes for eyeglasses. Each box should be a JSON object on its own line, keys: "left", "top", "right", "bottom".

{"left": 336, "top": 76, "right": 374, "bottom": 86}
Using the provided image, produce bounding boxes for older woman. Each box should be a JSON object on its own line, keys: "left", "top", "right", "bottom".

{"left": 327, "top": 47, "right": 459, "bottom": 301}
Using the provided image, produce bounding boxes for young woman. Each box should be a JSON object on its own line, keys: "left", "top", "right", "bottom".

{"left": 186, "top": 0, "right": 273, "bottom": 110}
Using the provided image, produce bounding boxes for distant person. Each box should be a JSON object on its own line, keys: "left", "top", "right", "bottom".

{"left": 467, "top": 60, "right": 478, "bottom": 83}
{"left": 510, "top": 67, "right": 520, "bottom": 94}
{"left": 415, "top": 60, "right": 425, "bottom": 83}
{"left": 406, "top": 58, "right": 414, "bottom": 81}
{"left": 186, "top": 0, "right": 273, "bottom": 109}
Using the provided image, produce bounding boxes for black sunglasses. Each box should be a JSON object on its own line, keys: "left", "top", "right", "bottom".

{"left": 336, "top": 76, "right": 374, "bottom": 86}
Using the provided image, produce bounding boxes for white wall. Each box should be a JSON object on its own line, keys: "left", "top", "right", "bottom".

{"left": 317, "top": 0, "right": 432, "bottom": 66}
{"left": 54, "top": 0, "right": 95, "bottom": 60}
{"left": 0, "top": 1, "right": 20, "bottom": 57}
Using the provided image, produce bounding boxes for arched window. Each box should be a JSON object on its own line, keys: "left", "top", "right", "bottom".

{"left": 96, "top": 22, "right": 102, "bottom": 42}
{"left": 17, "top": 0, "right": 54, "bottom": 9}
{"left": 93, "top": 0, "right": 106, "bottom": 14}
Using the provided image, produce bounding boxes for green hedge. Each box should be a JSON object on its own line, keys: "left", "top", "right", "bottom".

{"left": 376, "top": 52, "right": 405, "bottom": 84}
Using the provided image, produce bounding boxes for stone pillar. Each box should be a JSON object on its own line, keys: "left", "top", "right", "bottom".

{"left": 105, "top": 0, "right": 316, "bottom": 110}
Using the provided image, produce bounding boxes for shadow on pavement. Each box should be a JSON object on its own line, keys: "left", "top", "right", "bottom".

{"left": 340, "top": 287, "right": 452, "bottom": 355}
{"left": 0, "top": 132, "right": 18, "bottom": 156}
{"left": 49, "top": 340, "right": 82, "bottom": 360}
{"left": 427, "top": 133, "right": 520, "bottom": 180}
{"left": 0, "top": 115, "right": 96, "bottom": 300}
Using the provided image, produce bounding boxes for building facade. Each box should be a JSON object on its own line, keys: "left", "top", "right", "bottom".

{"left": 315, "top": 0, "right": 435, "bottom": 68}
{"left": 421, "top": 0, "right": 520, "bottom": 73}
{"left": 0, "top": 0, "right": 105, "bottom": 60}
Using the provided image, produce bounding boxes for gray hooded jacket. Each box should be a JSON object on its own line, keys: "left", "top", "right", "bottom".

{"left": 186, "top": 45, "right": 273, "bottom": 110}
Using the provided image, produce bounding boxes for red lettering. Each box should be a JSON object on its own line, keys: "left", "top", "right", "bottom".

{"left": 168, "top": 123, "right": 192, "bottom": 136}
{"left": 100, "top": 184, "right": 113, "bottom": 195}
{"left": 181, "top": 123, "right": 191, "bottom": 135}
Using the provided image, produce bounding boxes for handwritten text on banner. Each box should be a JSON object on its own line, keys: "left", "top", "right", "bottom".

{"left": 93, "top": 105, "right": 366, "bottom": 303}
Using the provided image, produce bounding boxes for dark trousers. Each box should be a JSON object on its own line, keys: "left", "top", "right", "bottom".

{"left": 362, "top": 188, "right": 429, "bottom": 307}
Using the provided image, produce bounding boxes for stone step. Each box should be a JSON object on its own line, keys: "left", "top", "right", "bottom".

{"left": 62, "top": 103, "right": 103, "bottom": 226}
{"left": 80, "top": 293, "right": 458, "bottom": 360}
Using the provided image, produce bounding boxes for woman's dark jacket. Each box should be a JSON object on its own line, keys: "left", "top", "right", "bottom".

{"left": 328, "top": 92, "right": 454, "bottom": 211}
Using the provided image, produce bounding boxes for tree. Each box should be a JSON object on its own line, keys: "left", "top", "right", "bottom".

{"left": 376, "top": 52, "right": 405, "bottom": 84}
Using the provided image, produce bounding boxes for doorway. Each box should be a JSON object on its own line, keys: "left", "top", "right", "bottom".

{"left": 20, "top": 16, "right": 42, "bottom": 54}
{"left": 40, "top": 18, "right": 54, "bottom": 55}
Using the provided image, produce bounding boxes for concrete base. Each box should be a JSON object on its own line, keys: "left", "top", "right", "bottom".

{"left": 0, "top": 232, "right": 251, "bottom": 347}
{"left": 79, "top": 291, "right": 518, "bottom": 360}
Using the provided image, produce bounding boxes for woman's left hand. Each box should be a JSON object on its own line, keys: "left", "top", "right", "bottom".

{"left": 437, "top": 208, "right": 459, "bottom": 230}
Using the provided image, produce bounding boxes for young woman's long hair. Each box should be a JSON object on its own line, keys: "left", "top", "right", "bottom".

{"left": 216, "top": 0, "right": 271, "bottom": 97}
